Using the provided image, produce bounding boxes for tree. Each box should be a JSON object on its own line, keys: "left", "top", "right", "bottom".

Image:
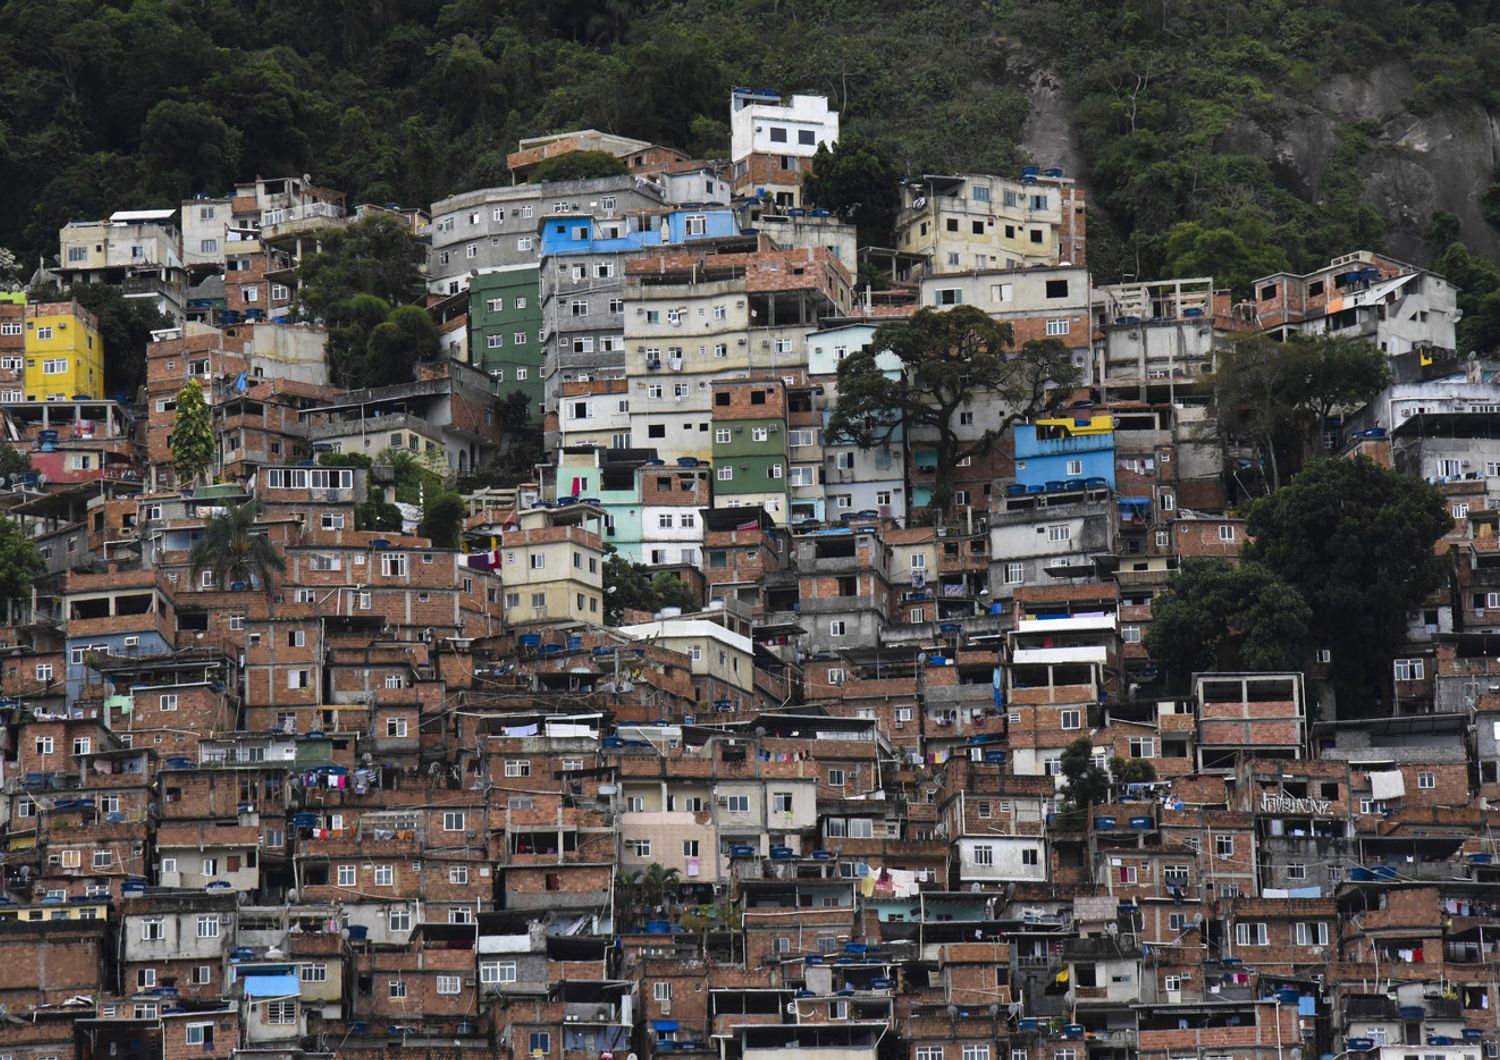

{"left": 827, "top": 307, "right": 1077, "bottom": 516}
{"left": 1059, "top": 737, "right": 1110, "bottom": 815}
{"left": 296, "top": 215, "right": 427, "bottom": 326}
{"left": 1211, "top": 332, "right": 1389, "bottom": 490}
{"left": 189, "top": 503, "right": 285, "bottom": 590}
{"left": 0, "top": 516, "right": 45, "bottom": 603}
{"left": 170, "top": 379, "right": 214, "bottom": 486}
{"left": 0, "top": 445, "right": 33, "bottom": 482}
{"left": 1145, "top": 558, "right": 1312, "bottom": 690}
{"left": 603, "top": 549, "right": 657, "bottom": 625}
{"left": 1433, "top": 240, "right": 1500, "bottom": 355}
{"left": 617, "top": 863, "right": 681, "bottom": 928}
{"left": 1244, "top": 457, "right": 1453, "bottom": 712}
{"left": 801, "top": 136, "right": 899, "bottom": 243}
{"left": 529, "top": 150, "right": 628, "bottom": 183}
{"left": 418, "top": 491, "right": 466, "bottom": 548}
{"left": 1162, "top": 215, "right": 1291, "bottom": 301}
{"left": 1111, "top": 757, "right": 1158, "bottom": 785}
{"left": 650, "top": 572, "right": 699, "bottom": 612}
{"left": 139, "top": 99, "right": 243, "bottom": 199}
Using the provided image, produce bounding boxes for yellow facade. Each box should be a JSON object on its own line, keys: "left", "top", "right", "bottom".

{"left": 23, "top": 302, "right": 104, "bottom": 401}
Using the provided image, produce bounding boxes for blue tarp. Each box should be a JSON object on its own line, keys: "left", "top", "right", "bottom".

{"left": 242, "top": 975, "right": 300, "bottom": 997}
{"left": 652, "top": 1021, "right": 680, "bottom": 1032}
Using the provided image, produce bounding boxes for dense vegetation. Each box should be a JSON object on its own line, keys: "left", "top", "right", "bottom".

{"left": 5, "top": 0, "right": 1500, "bottom": 288}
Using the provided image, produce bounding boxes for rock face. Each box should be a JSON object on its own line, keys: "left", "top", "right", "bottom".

{"left": 1222, "top": 61, "right": 1500, "bottom": 263}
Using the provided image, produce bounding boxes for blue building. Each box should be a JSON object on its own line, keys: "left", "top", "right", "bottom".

{"left": 1012, "top": 413, "right": 1116, "bottom": 490}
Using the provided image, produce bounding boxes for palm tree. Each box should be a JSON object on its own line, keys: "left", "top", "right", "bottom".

{"left": 616, "top": 863, "right": 682, "bottom": 929}
{"left": 189, "top": 502, "right": 284, "bottom": 591}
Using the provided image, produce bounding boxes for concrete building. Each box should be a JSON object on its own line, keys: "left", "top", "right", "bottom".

{"left": 1250, "top": 250, "right": 1460, "bottom": 356}
{"left": 498, "top": 502, "right": 606, "bottom": 627}
{"left": 22, "top": 300, "right": 104, "bottom": 401}
{"left": 893, "top": 171, "right": 1086, "bottom": 279}
{"left": 57, "top": 209, "right": 188, "bottom": 321}
{"left": 470, "top": 265, "right": 545, "bottom": 411}
{"left": 729, "top": 88, "right": 840, "bottom": 209}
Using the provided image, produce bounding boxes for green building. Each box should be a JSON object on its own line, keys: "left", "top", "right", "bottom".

{"left": 470, "top": 265, "right": 544, "bottom": 415}
{"left": 710, "top": 382, "right": 791, "bottom": 522}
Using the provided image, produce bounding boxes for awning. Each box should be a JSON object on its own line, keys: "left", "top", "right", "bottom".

{"left": 652, "top": 1021, "right": 680, "bottom": 1032}
{"left": 242, "top": 975, "right": 300, "bottom": 998}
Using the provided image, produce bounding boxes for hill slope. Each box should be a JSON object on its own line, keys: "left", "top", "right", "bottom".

{"left": 2, "top": 0, "right": 1498, "bottom": 290}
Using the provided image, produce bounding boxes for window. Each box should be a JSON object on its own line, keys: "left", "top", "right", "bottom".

{"left": 1286, "top": 863, "right": 1307, "bottom": 881}
{"left": 1045, "top": 318, "right": 1071, "bottom": 336}
{"left": 196, "top": 915, "right": 220, "bottom": 939}
{"left": 1215, "top": 834, "right": 1234, "bottom": 857}
{"left": 481, "top": 960, "right": 518, "bottom": 985}
{"left": 1295, "top": 921, "right": 1328, "bottom": 946}
{"left": 374, "top": 864, "right": 393, "bottom": 886}
{"left": 829, "top": 620, "right": 846, "bottom": 637}
{"left": 726, "top": 794, "right": 750, "bottom": 812}
{"left": 93, "top": 849, "right": 113, "bottom": 868}
{"left": 185, "top": 1023, "right": 214, "bottom": 1047}
{"left": 73, "top": 736, "right": 91, "bottom": 755}
{"left": 1418, "top": 772, "right": 1436, "bottom": 790}
{"left": 193, "top": 965, "right": 213, "bottom": 985}
{"left": 934, "top": 288, "right": 963, "bottom": 306}
{"left": 517, "top": 237, "right": 532, "bottom": 251}
{"left": 625, "top": 838, "right": 652, "bottom": 858}
{"left": 299, "top": 963, "right": 327, "bottom": 983}
{"left": 141, "top": 918, "right": 164, "bottom": 940}
{"left": 1128, "top": 736, "right": 1154, "bottom": 758}
{"left": 772, "top": 791, "right": 794, "bottom": 813}
{"left": 42, "top": 358, "right": 68, "bottom": 375}
{"left": 444, "top": 811, "right": 466, "bottom": 831}
{"left": 717, "top": 466, "right": 733, "bottom": 481}
{"left": 1394, "top": 658, "right": 1425, "bottom": 681}
{"left": 35, "top": 735, "right": 53, "bottom": 755}
{"left": 436, "top": 975, "right": 462, "bottom": 995}
{"left": 529, "top": 1033, "right": 551, "bottom": 1056}
{"left": 963, "top": 1048, "right": 991, "bottom": 1060}
{"left": 265, "top": 1001, "right": 296, "bottom": 1025}
{"left": 1218, "top": 524, "right": 1237, "bottom": 543}
{"left": 389, "top": 979, "right": 407, "bottom": 999}
{"left": 1005, "top": 561, "right": 1024, "bottom": 584}
{"left": 1122, "top": 625, "right": 1142, "bottom": 644}
{"left": 972, "top": 844, "right": 994, "bottom": 866}
{"left": 828, "top": 768, "right": 846, "bottom": 787}
{"left": 504, "top": 760, "right": 530, "bottom": 778}
{"left": 1047, "top": 524, "right": 1070, "bottom": 542}
{"left": 380, "top": 553, "right": 408, "bottom": 577}
{"left": 1235, "top": 922, "right": 1268, "bottom": 946}
{"left": 337, "top": 865, "right": 356, "bottom": 886}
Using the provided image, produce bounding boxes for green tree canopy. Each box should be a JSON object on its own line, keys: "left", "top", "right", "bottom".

{"left": 1060, "top": 737, "right": 1110, "bottom": 815}
{"left": 418, "top": 491, "right": 467, "bottom": 548}
{"left": 0, "top": 516, "right": 45, "bottom": 603}
{"left": 170, "top": 378, "right": 214, "bottom": 486}
{"left": 801, "top": 135, "right": 899, "bottom": 243}
{"left": 1162, "top": 215, "right": 1290, "bottom": 301}
{"left": 188, "top": 502, "right": 285, "bottom": 591}
{"left": 529, "top": 150, "right": 629, "bottom": 183}
{"left": 1244, "top": 457, "right": 1453, "bottom": 712}
{"left": 1433, "top": 240, "right": 1500, "bottom": 355}
{"left": 296, "top": 215, "right": 427, "bottom": 326}
{"left": 827, "top": 306, "right": 1077, "bottom": 517}
{"left": 650, "top": 572, "right": 700, "bottom": 613}
{"left": 1144, "top": 558, "right": 1312, "bottom": 691}
{"left": 0, "top": 446, "right": 33, "bottom": 483}
{"left": 1211, "top": 332, "right": 1390, "bottom": 490}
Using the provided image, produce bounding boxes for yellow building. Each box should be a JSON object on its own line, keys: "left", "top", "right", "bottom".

{"left": 23, "top": 300, "right": 104, "bottom": 401}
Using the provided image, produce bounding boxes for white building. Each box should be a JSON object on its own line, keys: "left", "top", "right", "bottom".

{"left": 730, "top": 89, "right": 839, "bottom": 165}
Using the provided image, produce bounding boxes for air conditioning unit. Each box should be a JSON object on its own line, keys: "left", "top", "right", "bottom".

{"left": 123, "top": 636, "right": 139, "bottom": 648}
{"left": 716, "top": 795, "right": 729, "bottom": 805}
{"left": 659, "top": 999, "right": 671, "bottom": 1015}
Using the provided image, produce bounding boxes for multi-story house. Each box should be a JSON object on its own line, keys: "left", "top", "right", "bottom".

{"left": 729, "top": 88, "right": 840, "bottom": 209}
{"left": 497, "top": 502, "right": 606, "bottom": 627}
{"left": 1251, "top": 250, "right": 1460, "bottom": 357}
{"left": 57, "top": 209, "right": 188, "bottom": 320}
{"left": 894, "top": 171, "right": 1086, "bottom": 278}
{"left": 22, "top": 300, "right": 105, "bottom": 401}
{"left": 470, "top": 264, "right": 545, "bottom": 409}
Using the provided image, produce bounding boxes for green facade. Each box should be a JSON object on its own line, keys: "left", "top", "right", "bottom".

{"left": 469, "top": 266, "right": 544, "bottom": 414}
{"left": 711, "top": 416, "right": 789, "bottom": 503}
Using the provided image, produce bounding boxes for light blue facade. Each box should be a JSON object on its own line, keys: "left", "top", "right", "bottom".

{"left": 1012, "top": 426, "right": 1116, "bottom": 489}
{"left": 553, "top": 452, "right": 645, "bottom": 561}
{"left": 539, "top": 208, "right": 740, "bottom": 258}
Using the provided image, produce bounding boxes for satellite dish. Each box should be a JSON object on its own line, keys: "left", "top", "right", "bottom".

{"left": 302, "top": 173, "right": 313, "bottom": 185}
